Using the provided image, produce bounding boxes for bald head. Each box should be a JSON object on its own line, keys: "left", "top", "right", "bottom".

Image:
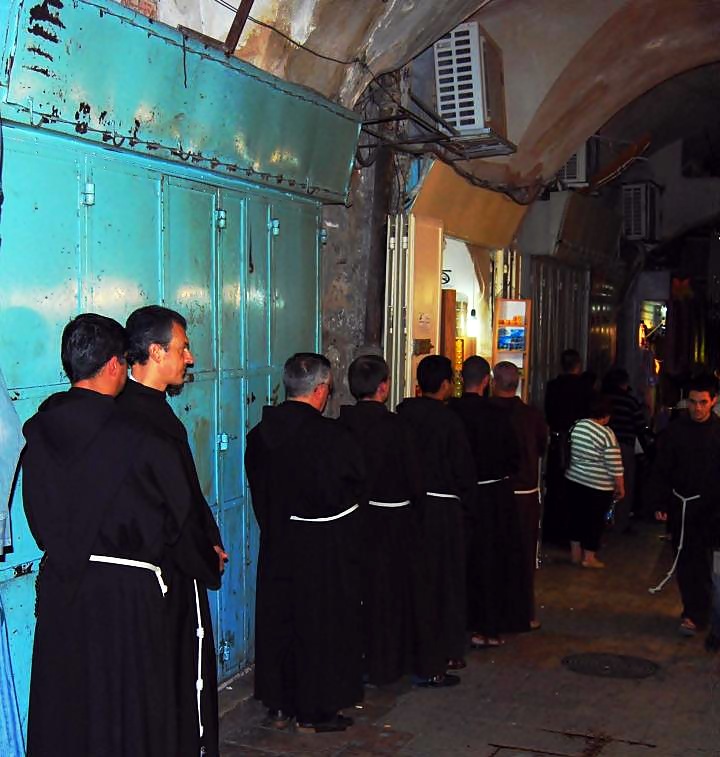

{"left": 492, "top": 361, "right": 520, "bottom": 397}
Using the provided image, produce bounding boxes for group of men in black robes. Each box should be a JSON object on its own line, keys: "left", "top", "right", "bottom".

{"left": 245, "top": 351, "right": 546, "bottom": 734}
{"left": 22, "top": 307, "right": 225, "bottom": 757}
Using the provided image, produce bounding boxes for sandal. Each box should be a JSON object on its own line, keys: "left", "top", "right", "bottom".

{"left": 446, "top": 658, "right": 466, "bottom": 670}
{"left": 470, "top": 634, "right": 504, "bottom": 649}
{"left": 679, "top": 618, "right": 697, "bottom": 637}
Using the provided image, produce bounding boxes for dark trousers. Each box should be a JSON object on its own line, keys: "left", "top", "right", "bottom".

{"left": 543, "top": 440, "right": 570, "bottom": 546}
{"left": 567, "top": 479, "right": 612, "bottom": 552}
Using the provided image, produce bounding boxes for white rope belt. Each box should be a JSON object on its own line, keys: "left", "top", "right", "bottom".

{"left": 426, "top": 491, "right": 460, "bottom": 500}
{"left": 290, "top": 504, "right": 359, "bottom": 522}
{"left": 193, "top": 579, "right": 205, "bottom": 740}
{"left": 88, "top": 555, "right": 168, "bottom": 596}
{"left": 477, "top": 477, "right": 507, "bottom": 486}
{"left": 649, "top": 489, "right": 701, "bottom": 594}
{"left": 369, "top": 500, "right": 410, "bottom": 508}
{"left": 514, "top": 487, "right": 540, "bottom": 495}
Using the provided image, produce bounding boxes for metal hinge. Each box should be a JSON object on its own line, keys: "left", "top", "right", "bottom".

{"left": 269, "top": 218, "right": 280, "bottom": 236}
{"left": 219, "top": 638, "right": 231, "bottom": 662}
{"left": 81, "top": 181, "right": 95, "bottom": 206}
{"left": 215, "top": 208, "right": 227, "bottom": 229}
{"left": 217, "top": 432, "right": 229, "bottom": 452}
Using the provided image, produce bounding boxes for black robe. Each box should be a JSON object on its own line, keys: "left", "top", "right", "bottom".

{"left": 244, "top": 401, "right": 365, "bottom": 720}
{"left": 338, "top": 400, "right": 443, "bottom": 683}
{"left": 489, "top": 396, "right": 548, "bottom": 631}
{"left": 448, "top": 394, "right": 521, "bottom": 636}
{"left": 116, "top": 378, "right": 222, "bottom": 757}
{"left": 396, "top": 396, "right": 476, "bottom": 660}
{"left": 646, "top": 414, "right": 720, "bottom": 627}
{"left": 22, "top": 388, "right": 219, "bottom": 757}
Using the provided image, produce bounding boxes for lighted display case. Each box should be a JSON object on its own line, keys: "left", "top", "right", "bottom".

{"left": 492, "top": 298, "right": 531, "bottom": 400}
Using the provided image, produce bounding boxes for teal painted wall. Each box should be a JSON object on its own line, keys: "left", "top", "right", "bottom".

{"left": 0, "top": 0, "right": 358, "bottom": 742}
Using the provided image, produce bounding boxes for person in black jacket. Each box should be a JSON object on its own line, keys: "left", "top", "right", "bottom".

{"left": 120, "top": 306, "right": 226, "bottom": 757}
{"left": 544, "top": 349, "right": 592, "bottom": 545}
{"left": 397, "top": 355, "right": 476, "bottom": 669}
{"left": 339, "top": 355, "right": 457, "bottom": 687}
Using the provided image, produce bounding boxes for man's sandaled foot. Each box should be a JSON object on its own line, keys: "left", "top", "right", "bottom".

{"left": 296, "top": 713, "right": 353, "bottom": 733}
{"left": 263, "top": 709, "right": 294, "bottom": 729}
{"left": 415, "top": 673, "right": 460, "bottom": 688}
{"left": 530, "top": 619, "right": 542, "bottom": 631}
{"left": 679, "top": 618, "right": 698, "bottom": 637}
{"left": 446, "top": 657, "right": 466, "bottom": 670}
{"left": 470, "top": 634, "right": 504, "bottom": 649}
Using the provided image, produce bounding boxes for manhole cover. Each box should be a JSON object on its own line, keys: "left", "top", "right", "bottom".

{"left": 562, "top": 653, "right": 659, "bottom": 679}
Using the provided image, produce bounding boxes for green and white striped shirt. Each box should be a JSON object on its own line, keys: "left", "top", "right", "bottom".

{"left": 565, "top": 418, "right": 624, "bottom": 491}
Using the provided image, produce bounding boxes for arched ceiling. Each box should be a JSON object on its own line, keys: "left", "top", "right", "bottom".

{"left": 156, "top": 0, "right": 720, "bottom": 194}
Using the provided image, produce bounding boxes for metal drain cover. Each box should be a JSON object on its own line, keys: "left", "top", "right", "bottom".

{"left": 562, "top": 653, "right": 659, "bottom": 679}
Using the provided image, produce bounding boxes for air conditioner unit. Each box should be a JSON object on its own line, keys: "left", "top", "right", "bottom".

{"left": 557, "top": 146, "right": 588, "bottom": 186}
{"left": 433, "top": 22, "right": 488, "bottom": 134}
{"left": 622, "top": 182, "right": 659, "bottom": 241}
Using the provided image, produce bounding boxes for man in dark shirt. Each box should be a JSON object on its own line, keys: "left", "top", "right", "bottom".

{"left": 650, "top": 374, "right": 720, "bottom": 637}
{"left": 120, "top": 305, "right": 226, "bottom": 757}
{"left": 23, "top": 314, "right": 219, "bottom": 757}
{"left": 602, "top": 368, "right": 648, "bottom": 533}
{"left": 245, "top": 353, "right": 365, "bottom": 733}
{"left": 490, "top": 361, "right": 548, "bottom": 632}
{"left": 544, "top": 349, "right": 592, "bottom": 545}
{"left": 397, "top": 355, "right": 476, "bottom": 669}
{"left": 339, "top": 354, "right": 457, "bottom": 687}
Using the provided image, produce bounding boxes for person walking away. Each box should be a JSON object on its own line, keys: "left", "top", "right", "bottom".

{"left": 120, "top": 305, "right": 226, "bottom": 757}
{"left": 448, "top": 356, "right": 520, "bottom": 648}
{"left": 544, "top": 349, "right": 592, "bottom": 545}
{"left": 397, "top": 355, "right": 476, "bottom": 670}
{"left": 23, "top": 314, "right": 219, "bottom": 757}
{"left": 339, "top": 355, "right": 458, "bottom": 687}
{"left": 489, "top": 361, "right": 548, "bottom": 632}
{"left": 565, "top": 393, "right": 624, "bottom": 568}
{"left": 601, "top": 368, "right": 648, "bottom": 534}
{"left": 245, "top": 353, "right": 365, "bottom": 732}
{"left": 648, "top": 374, "right": 720, "bottom": 637}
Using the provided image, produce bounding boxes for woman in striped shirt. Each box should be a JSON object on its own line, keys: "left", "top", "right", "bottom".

{"left": 565, "top": 393, "right": 625, "bottom": 568}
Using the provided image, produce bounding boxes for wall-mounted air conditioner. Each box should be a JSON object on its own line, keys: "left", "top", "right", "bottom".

{"left": 557, "top": 146, "right": 589, "bottom": 186}
{"left": 622, "top": 182, "right": 659, "bottom": 241}
{"left": 433, "top": 22, "right": 493, "bottom": 135}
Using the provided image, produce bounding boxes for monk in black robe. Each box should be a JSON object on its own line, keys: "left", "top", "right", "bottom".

{"left": 339, "top": 355, "right": 456, "bottom": 688}
{"left": 120, "top": 305, "right": 226, "bottom": 757}
{"left": 23, "top": 314, "right": 219, "bottom": 757}
{"left": 489, "top": 361, "right": 548, "bottom": 633}
{"left": 245, "top": 353, "right": 365, "bottom": 732}
{"left": 448, "top": 356, "right": 520, "bottom": 647}
{"left": 649, "top": 375, "right": 720, "bottom": 637}
{"left": 397, "top": 355, "right": 476, "bottom": 669}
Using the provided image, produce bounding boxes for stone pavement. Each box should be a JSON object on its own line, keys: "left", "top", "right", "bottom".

{"left": 218, "top": 522, "right": 720, "bottom": 756}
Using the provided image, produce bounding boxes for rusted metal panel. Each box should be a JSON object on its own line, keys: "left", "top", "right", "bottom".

{"left": 1, "top": 0, "right": 360, "bottom": 203}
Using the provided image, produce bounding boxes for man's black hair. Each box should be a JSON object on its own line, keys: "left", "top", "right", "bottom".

{"left": 588, "top": 391, "right": 614, "bottom": 420}
{"left": 349, "top": 354, "right": 389, "bottom": 400}
{"left": 602, "top": 367, "right": 629, "bottom": 394}
{"left": 687, "top": 373, "right": 718, "bottom": 398}
{"left": 461, "top": 355, "right": 490, "bottom": 389}
{"left": 125, "top": 305, "right": 187, "bottom": 366}
{"left": 417, "top": 355, "right": 453, "bottom": 394}
{"left": 61, "top": 313, "right": 127, "bottom": 384}
{"left": 561, "top": 349, "right": 582, "bottom": 373}
{"left": 284, "top": 352, "right": 332, "bottom": 398}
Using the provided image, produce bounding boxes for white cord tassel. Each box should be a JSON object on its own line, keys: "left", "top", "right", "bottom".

{"left": 193, "top": 579, "right": 205, "bottom": 739}
{"left": 649, "top": 490, "right": 700, "bottom": 594}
